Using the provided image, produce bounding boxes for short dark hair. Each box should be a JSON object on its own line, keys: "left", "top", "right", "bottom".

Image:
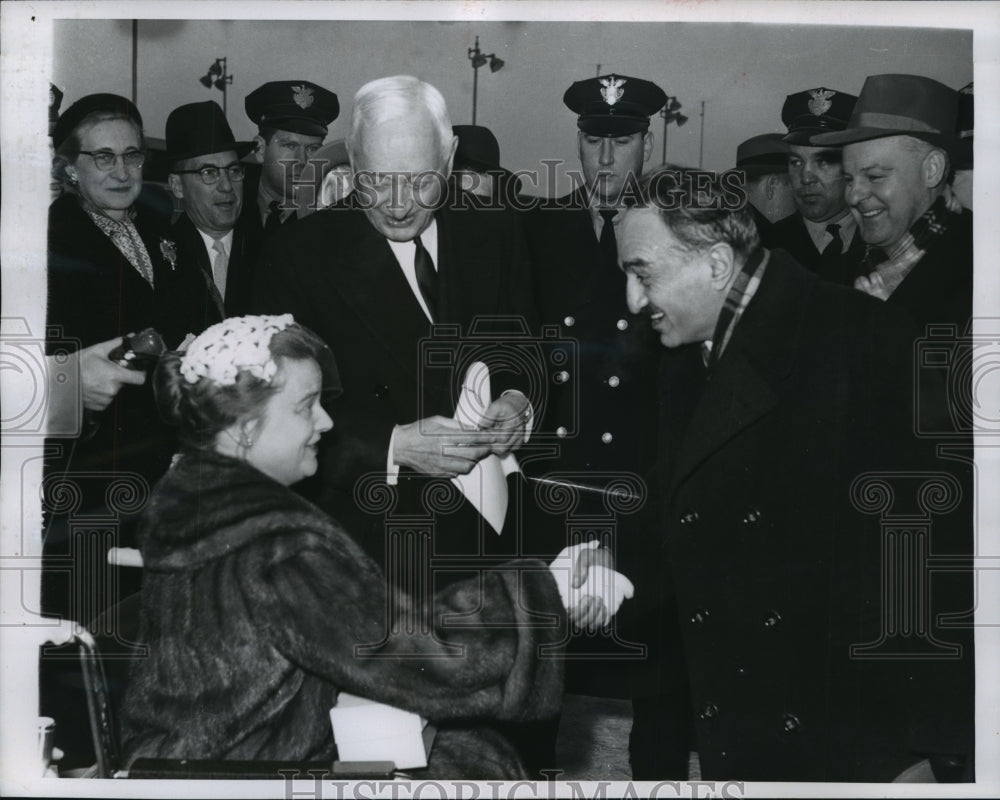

{"left": 639, "top": 165, "right": 760, "bottom": 261}
{"left": 155, "top": 322, "right": 340, "bottom": 453}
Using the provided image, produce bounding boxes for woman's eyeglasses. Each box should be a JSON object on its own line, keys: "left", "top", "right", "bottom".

{"left": 172, "top": 164, "right": 246, "bottom": 185}
{"left": 77, "top": 150, "right": 146, "bottom": 171}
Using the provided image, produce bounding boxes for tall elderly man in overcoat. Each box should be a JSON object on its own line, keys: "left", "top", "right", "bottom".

{"left": 252, "top": 75, "right": 545, "bottom": 568}
{"left": 620, "top": 167, "right": 973, "bottom": 782}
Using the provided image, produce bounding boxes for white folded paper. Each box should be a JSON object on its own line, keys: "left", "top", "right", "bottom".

{"left": 330, "top": 692, "right": 434, "bottom": 770}
{"left": 548, "top": 540, "right": 635, "bottom": 618}
{"left": 451, "top": 361, "right": 520, "bottom": 535}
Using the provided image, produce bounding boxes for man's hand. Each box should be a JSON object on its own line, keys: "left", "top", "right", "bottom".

{"left": 393, "top": 416, "right": 502, "bottom": 477}
{"left": 854, "top": 272, "right": 890, "bottom": 301}
{"left": 478, "top": 391, "right": 531, "bottom": 457}
{"left": 80, "top": 338, "right": 146, "bottom": 412}
{"left": 568, "top": 545, "right": 615, "bottom": 629}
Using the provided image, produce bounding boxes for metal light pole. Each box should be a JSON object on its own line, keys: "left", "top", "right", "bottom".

{"left": 467, "top": 36, "right": 504, "bottom": 125}
{"left": 699, "top": 100, "right": 706, "bottom": 169}
{"left": 200, "top": 57, "right": 233, "bottom": 116}
{"left": 659, "top": 97, "right": 688, "bottom": 165}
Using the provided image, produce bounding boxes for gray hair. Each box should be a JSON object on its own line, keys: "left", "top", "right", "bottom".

{"left": 639, "top": 165, "right": 761, "bottom": 261}
{"left": 348, "top": 75, "right": 454, "bottom": 162}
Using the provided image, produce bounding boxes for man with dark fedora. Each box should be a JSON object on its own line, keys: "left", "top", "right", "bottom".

{"left": 452, "top": 124, "right": 521, "bottom": 204}
{"left": 816, "top": 73, "right": 974, "bottom": 783}
{"left": 815, "top": 73, "right": 972, "bottom": 331}
{"left": 734, "top": 133, "right": 795, "bottom": 246}
{"left": 242, "top": 79, "right": 339, "bottom": 238}
{"left": 770, "top": 86, "right": 866, "bottom": 286}
{"left": 166, "top": 100, "right": 256, "bottom": 319}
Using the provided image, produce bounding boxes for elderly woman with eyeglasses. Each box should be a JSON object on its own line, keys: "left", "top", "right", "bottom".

{"left": 44, "top": 94, "right": 214, "bottom": 616}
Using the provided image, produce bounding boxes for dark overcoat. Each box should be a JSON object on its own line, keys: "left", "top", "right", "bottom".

{"left": 120, "top": 450, "right": 566, "bottom": 778}
{"left": 770, "top": 211, "right": 866, "bottom": 286}
{"left": 251, "top": 199, "right": 544, "bottom": 568}
{"left": 634, "top": 252, "right": 973, "bottom": 781}
{"left": 170, "top": 211, "right": 257, "bottom": 320}
{"left": 45, "top": 193, "right": 213, "bottom": 497}
{"left": 521, "top": 187, "right": 662, "bottom": 489}
{"left": 886, "top": 209, "right": 973, "bottom": 332}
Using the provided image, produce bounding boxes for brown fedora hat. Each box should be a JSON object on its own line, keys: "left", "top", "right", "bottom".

{"left": 813, "top": 74, "right": 960, "bottom": 151}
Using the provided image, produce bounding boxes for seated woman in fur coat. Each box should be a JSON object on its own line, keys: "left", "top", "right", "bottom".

{"left": 120, "top": 314, "right": 630, "bottom": 778}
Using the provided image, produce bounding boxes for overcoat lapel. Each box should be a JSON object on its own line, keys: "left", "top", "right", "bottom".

{"left": 667, "top": 253, "right": 811, "bottom": 498}
{"left": 326, "top": 216, "right": 429, "bottom": 384}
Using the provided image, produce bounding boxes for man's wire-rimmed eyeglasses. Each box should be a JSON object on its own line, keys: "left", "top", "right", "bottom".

{"left": 172, "top": 163, "right": 246, "bottom": 185}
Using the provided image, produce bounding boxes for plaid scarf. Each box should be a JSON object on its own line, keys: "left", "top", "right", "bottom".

{"left": 703, "top": 247, "right": 769, "bottom": 371}
{"left": 859, "top": 195, "right": 952, "bottom": 296}
{"left": 86, "top": 205, "right": 156, "bottom": 287}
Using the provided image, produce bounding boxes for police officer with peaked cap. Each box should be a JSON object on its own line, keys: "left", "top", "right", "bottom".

{"left": 769, "top": 87, "right": 866, "bottom": 285}
{"left": 521, "top": 75, "right": 694, "bottom": 739}
{"left": 241, "top": 80, "right": 339, "bottom": 241}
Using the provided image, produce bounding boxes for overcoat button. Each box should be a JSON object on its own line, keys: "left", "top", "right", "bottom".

{"left": 781, "top": 713, "right": 802, "bottom": 733}
{"left": 690, "top": 608, "right": 710, "bottom": 624}
{"left": 743, "top": 507, "right": 762, "bottom": 525}
{"left": 556, "top": 426, "right": 568, "bottom": 438}
{"left": 601, "top": 432, "right": 613, "bottom": 444}
{"left": 554, "top": 370, "right": 570, "bottom": 384}
{"left": 563, "top": 316, "right": 575, "bottom": 327}
{"left": 763, "top": 610, "right": 782, "bottom": 628}
{"left": 699, "top": 703, "right": 719, "bottom": 720}
{"left": 616, "top": 319, "right": 629, "bottom": 331}
{"left": 607, "top": 375, "right": 620, "bottom": 388}
{"left": 679, "top": 510, "right": 699, "bottom": 526}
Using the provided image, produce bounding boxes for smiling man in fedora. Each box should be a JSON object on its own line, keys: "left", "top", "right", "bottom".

{"left": 167, "top": 100, "right": 256, "bottom": 319}
{"left": 814, "top": 73, "right": 972, "bottom": 331}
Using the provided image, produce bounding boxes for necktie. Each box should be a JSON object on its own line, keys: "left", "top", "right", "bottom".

{"left": 413, "top": 235, "right": 438, "bottom": 320}
{"left": 599, "top": 209, "right": 619, "bottom": 265}
{"left": 211, "top": 239, "right": 228, "bottom": 301}
{"left": 265, "top": 200, "right": 283, "bottom": 234}
{"left": 822, "top": 223, "right": 843, "bottom": 258}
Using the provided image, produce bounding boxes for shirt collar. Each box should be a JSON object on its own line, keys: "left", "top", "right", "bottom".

{"left": 196, "top": 227, "right": 234, "bottom": 258}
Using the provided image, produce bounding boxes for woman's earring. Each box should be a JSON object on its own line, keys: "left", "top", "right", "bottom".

{"left": 239, "top": 428, "right": 254, "bottom": 450}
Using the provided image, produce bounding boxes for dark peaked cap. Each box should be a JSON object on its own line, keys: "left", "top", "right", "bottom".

{"left": 781, "top": 87, "right": 857, "bottom": 145}
{"left": 245, "top": 80, "right": 339, "bottom": 137}
{"left": 564, "top": 74, "right": 666, "bottom": 136}
{"left": 812, "top": 74, "right": 961, "bottom": 153}
{"left": 166, "top": 101, "right": 255, "bottom": 164}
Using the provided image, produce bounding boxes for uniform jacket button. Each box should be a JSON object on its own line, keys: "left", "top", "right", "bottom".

{"left": 555, "top": 426, "right": 568, "bottom": 438}
{"left": 563, "top": 316, "right": 575, "bottom": 327}
{"left": 601, "top": 432, "right": 613, "bottom": 444}
{"left": 554, "top": 370, "right": 570, "bottom": 384}
{"left": 679, "top": 510, "right": 700, "bottom": 526}
{"left": 763, "top": 610, "right": 782, "bottom": 628}
{"left": 607, "top": 375, "right": 620, "bottom": 388}
{"left": 699, "top": 703, "right": 719, "bottom": 720}
{"left": 690, "top": 607, "right": 710, "bottom": 625}
{"left": 616, "top": 318, "right": 629, "bottom": 331}
{"left": 742, "top": 507, "right": 762, "bottom": 526}
{"left": 781, "top": 713, "right": 802, "bottom": 734}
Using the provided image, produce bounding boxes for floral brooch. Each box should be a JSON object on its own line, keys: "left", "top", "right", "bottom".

{"left": 159, "top": 238, "right": 177, "bottom": 271}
